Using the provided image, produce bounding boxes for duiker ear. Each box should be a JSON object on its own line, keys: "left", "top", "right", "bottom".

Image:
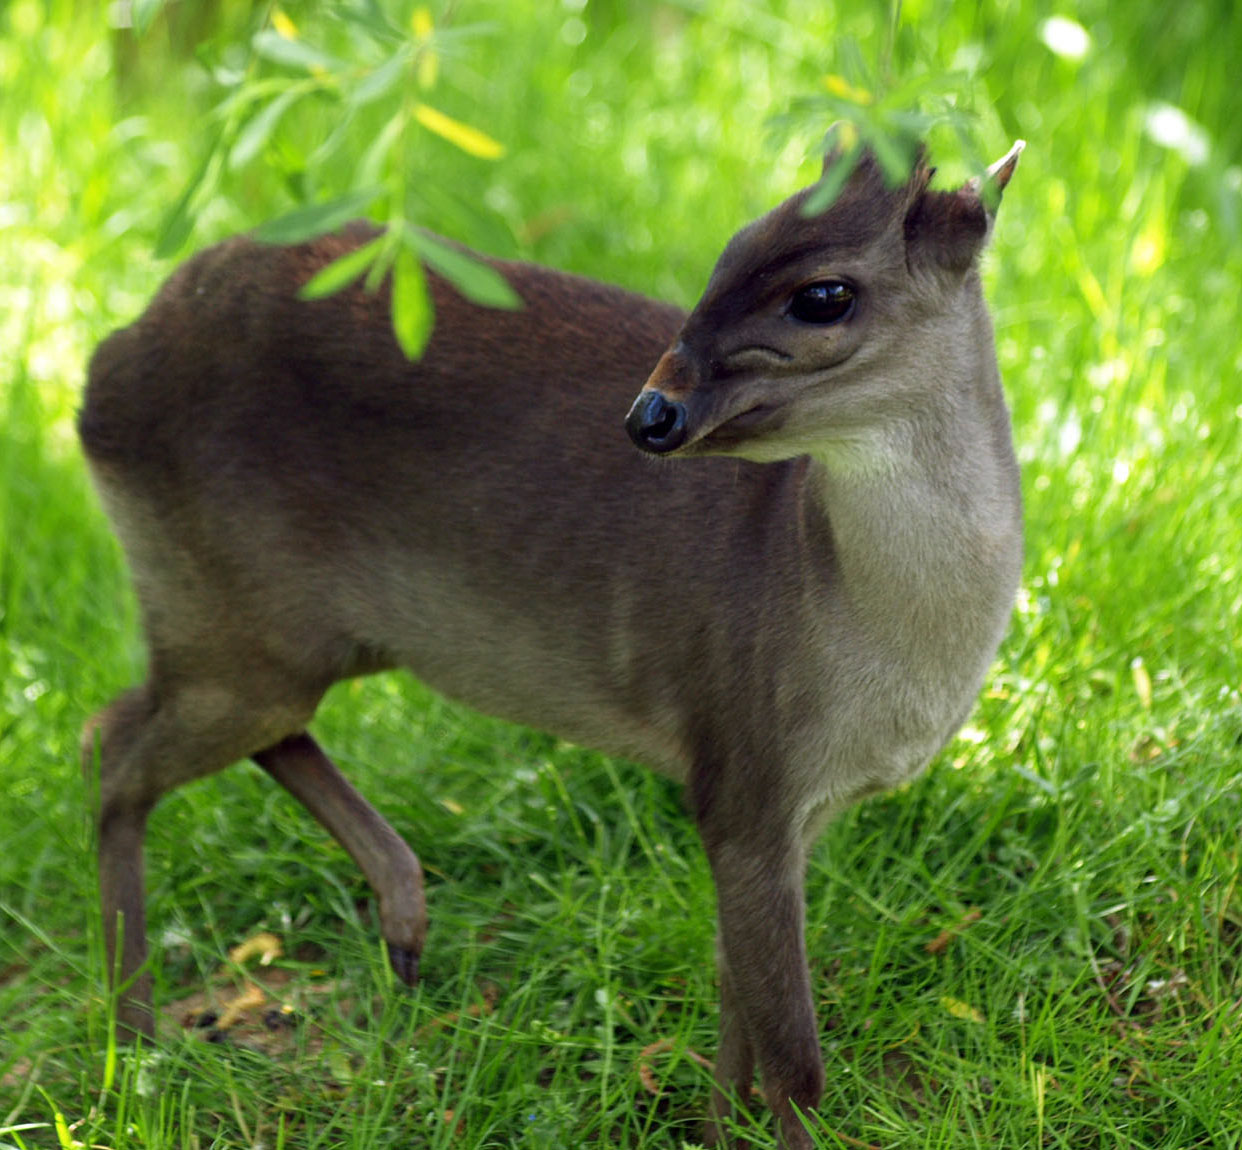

{"left": 904, "top": 140, "right": 1025, "bottom": 274}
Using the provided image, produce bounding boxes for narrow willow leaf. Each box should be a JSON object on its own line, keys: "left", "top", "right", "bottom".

{"left": 155, "top": 147, "right": 220, "bottom": 257}
{"left": 417, "top": 49, "right": 439, "bottom": 91}
{"left": 253, "top": 29, "right": 344, "bottom": 73}
{"left": 132, "top": 0, "right": 165, "bottom": 35}
{"left": 413, "top": 103, "right": 504, "bottom": 159}
{"left": 392, "top": 245, "right": 433, "bottom": 358}
{"left": 822, "top": 74, "right": 871, "bottom": 104}
{"left": 800, "top": 143, "right": 860, "bottom": 217}
{"left": 357, "top": 112, "right": 404, "bottom": 189}
{"left": 335, "top": 1, "right": 398, "bottom": 43}
{"left": 869, "top": 129, "right": 918, "bottom": 185}
{"left": 156, "top": 195, "right": 199, "bottom": 259}
{"left": 298, "top": 235, "right": 386, "bottom": 300}
{"left": 363, "top": 233, "right": 398, "bottom": 292}
{"left": 350, "top": 49, "right": 410, "bottom": 109}
{"left": 410, "top": 231, "right": 521, "bottom": 309}
{"left": 230, "top": 88, "right": 304, "bottom": 171}
{"left": 252, "top": 188, "right": 383, "bottom": 244}
{"left": 271, "top": 8, "right": 298, "bottom": 39}
{"left": 411, "top": 5, "right": 438, "bottom": 88}
{"left": 411, "top": 6, "right": 434, "bottom": 38}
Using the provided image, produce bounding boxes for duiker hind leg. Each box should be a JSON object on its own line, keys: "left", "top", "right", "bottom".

{"left": 252, "top": 733, "right": 426, "bottom": 984}
{"left": 83, "top": 674, "right": 322, "bottom": 1036}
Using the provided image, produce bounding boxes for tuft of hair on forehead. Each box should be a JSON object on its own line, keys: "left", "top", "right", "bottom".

{"left": 804, "top": 145, "right": 933, "bottom": 244}
{"left": 706, "top": 148, "right": 924, "bottom": 301}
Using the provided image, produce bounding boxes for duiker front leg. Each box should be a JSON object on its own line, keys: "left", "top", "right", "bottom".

{"left": 708, "top": 952, "right": 756, "bottom": 1137}
{"left": 702, "top": 835, "right": 822, "bottom": 1150}
{"left": 252, "top": 733, "right": 426, "bottom": 984}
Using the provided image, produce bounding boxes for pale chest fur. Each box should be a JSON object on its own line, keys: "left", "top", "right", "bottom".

{"left": 788, "top": 441, "right": 1022, "bottom": 833}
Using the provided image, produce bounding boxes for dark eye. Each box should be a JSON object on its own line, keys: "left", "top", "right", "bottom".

{"left": 787, "top": 281, "right": 856, "bottom": 325}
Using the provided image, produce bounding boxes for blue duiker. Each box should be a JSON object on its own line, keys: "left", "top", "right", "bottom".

{"left": 80, "top": 138, "right": 1023, "bottom": 1149}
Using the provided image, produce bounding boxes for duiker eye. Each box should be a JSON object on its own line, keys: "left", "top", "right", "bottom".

{"left": 787, "top": 281, "right": 856, "bottom": 325}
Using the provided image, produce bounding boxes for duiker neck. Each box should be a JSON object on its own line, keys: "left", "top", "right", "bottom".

{"left": 804, "top": 345, "right": 1021, "bottom": 661}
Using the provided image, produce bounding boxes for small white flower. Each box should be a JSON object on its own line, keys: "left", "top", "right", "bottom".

{"left": 1144, "top": 103, "right": 1211, "bottom": 166}
{"left": 1040, "top": 17, "right": 1091, "bottom": 61}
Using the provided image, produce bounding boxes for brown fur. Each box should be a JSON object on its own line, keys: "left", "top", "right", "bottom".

{"left": 80, "top": 142, "right": 1023, "bottom": 1149}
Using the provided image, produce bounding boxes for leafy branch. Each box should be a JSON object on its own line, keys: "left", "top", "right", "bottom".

{"left": 772, "top": 24, "right": 989, "bottom": 217}
{"left": 154, "top": 2, "right": 520, "bottom": 358}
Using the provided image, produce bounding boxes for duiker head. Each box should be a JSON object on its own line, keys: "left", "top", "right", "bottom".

{"left": 626, "top": 140, "right": 1024, "bottom": 463}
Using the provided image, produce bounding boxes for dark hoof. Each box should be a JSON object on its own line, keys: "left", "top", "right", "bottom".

{"left": 263, "top": 1007, "right": 296, "bottom": 1031}
{"left": 387, "top": 942, "right": 420, "bottom": 986}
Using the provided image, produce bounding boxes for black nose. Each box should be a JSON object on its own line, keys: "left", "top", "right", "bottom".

{"left": 626, "top": 390, "right": 688, "bottom": 454}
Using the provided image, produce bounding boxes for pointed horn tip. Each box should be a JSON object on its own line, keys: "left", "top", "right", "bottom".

{"left": 989, "top": 140, "right": 1026, "bottom": 174}
{"left": 986, "top": 139, "right": 1025, "bottom": 192}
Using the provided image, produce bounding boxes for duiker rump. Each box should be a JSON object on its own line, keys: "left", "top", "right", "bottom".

{"left": 80, "top": 140, "right": 1024, "bottom": 1148}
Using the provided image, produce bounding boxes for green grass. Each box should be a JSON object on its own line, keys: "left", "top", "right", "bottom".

{"left": 3, "top": 0, "right": 1241, "bottom": 1147}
